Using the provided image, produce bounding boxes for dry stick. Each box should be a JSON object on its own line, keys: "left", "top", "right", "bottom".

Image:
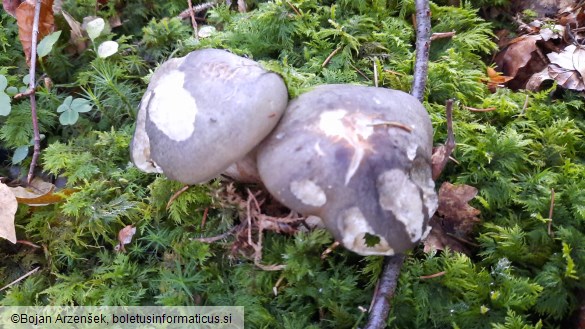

{"left": 430, "top": 31, "right": 455, "bottom": 41}
{"left": 432, "top": 99, "right": 455, "bottom": 181}
{"left": 365, "top": 1, "right": 431, "bottom": 327}
{"left": 177, "top": 1, "right": 217, "bottom": 19}
{"left": 410, "top": 0, "right": 431, "bottom": 103}
{"left": 187, "top": 0, "right": 199, "bottom": 38}
{"left": 548, "top": 188, "right": 555, "bottom": 236}
{"left": 0, "top": 267, "right": 40, "bottom": 292}
{"left": 322, "top": 46, "right": 342, "bottom": 68}
{"left": 26, "top": 0, "right": 43, "bottom": 185}
{"left": 364, "top": 255, "right": 406, "bottom": 329}
{"left": 373, "top": 59, "right": 379, "bottom": 87}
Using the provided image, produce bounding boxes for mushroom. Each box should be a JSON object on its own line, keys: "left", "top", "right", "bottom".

{"left": 130, "top": 49, "right": 288, "bottom": 184}
{"left": 256, "top": 84, "right": 438, "bottom": 256}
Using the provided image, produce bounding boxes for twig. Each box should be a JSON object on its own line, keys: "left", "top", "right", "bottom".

{"left": 187, "top": 0, "right": 198, "bottom": 39}
{"left": 419, "top": 271, "right": 447, "bottom": 279}
{"left": 272, "top": 274, "right": 285, "bottom": 296}
{"left": 430, "top": 31, "right": 456, "bottom": 40}
{"left": 321, "top": 241, "right": 340, "bottom": 259}
{"left": 365, "top": 1, "right": 431, "bottom": 328}
{"left": 548, "top": 188, "right": 555, "bottom": 236}
{"left": 520, "top": 94, "right": 529, "bottom": 115}
{"left": 177, "top": 1, "right": 217, "bottom": 20}
{"left": 432, "top": 99, "right": 456, "bottom": 180}
{"left": 368, "top": 121, "right": 413, "bottom": 133}
{"left": 349, "top": 62, "right": 371, "bottom": 81}
{"left": 0, "top": 267, "right": 40, "bottom": 292}
{"left": 373, "top": 59, "right": 379, "bottom": 87}
{"left": 322, "top": 46, "right": 342, "bottom": 68}
{"left": 26, "top": 0, "right": 42, "bottom": 185}
{"left": 13, "top": 88, "right": 35, "bottom": 99}
{"left": 462, "top": 105, "right": 497, "bottom": 112}
{"left": 17, "top": 240, "right": 41, "bottom": 248}
{"left": 410, "top": 0, "right": 431, "bottom": 102}
{"left": 192, "top": 223, "right": 242, "bottom": 243}
{"left": 166, "top": 185, "right": 190, "bottom": 210}
{"left": 285, "top": 0, "right": 301, "bottom": 16}
{"left": 201, "top": 207, "right": 209, "bottom": 229}
{"left": 364, "top": 254, "right": 406, "bottom": 329}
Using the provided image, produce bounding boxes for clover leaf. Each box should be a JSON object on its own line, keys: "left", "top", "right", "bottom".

{"left": 0, "top": 75, "right": 11, "bottom": 116}
{"left": 57, "top": 96, "right": 93, "bottom": 125}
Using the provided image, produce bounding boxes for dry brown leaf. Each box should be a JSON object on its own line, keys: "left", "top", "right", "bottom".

{"left": 16, "top": 0, "right": 55, "bottom": 65}
{"left": 525, "top": 67, "right": 553, "bottom": 91}
{"left": 2, "top": 0, "right": 25, "bottom": 17}
{"left": 115, "top": 225, "right": 136, "bottom": 252}
{"left": 0, "top": 182, "right": 18, "bottom": 244}
{"left": 485, "top": 67, "right": 513, "bottom": 92}
{"left": 61, "top": 10, "right": 86, "bottom": 53}
{"left": 496, "top": 35, "right": 541, "bottom": 78}
{"left": 423, "top": 182, "right": 481, "bottom": 254}
{"left": 9, "top": 177, "right": 61, "bottom": 206}
{"left": 548, "top": 64, "right": 585, "bottom": 91}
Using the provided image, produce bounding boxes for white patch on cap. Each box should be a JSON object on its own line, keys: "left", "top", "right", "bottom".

{"left": 317, "top": 110, "right": 377, "bottom": 185}
{"left": 314, "top": 142, "right": 325, "bottom": 156}
{"left": 406, "top": 143, "right": 418, "bottom": 161}
{"left": 339, "top": 207, "right": 394, "bottom": 256}
{"left": 377, "top": 169, "right": 424, "bottom": 242}
{"left": 290, "top": 179, "right": 327, "bottom": 207}
{"left": 148, "top": 70, "right": 197, "bottom": 141}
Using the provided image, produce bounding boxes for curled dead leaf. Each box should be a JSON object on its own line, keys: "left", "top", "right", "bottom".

{"left": 8, "top": 177, "right": 70, "bottom": 206}
{"left": 0, "top": 183, "right": 18, "bottom": 244}
{"left": 423, "top": 182, "right": 481, "bottom": 254}
{"left": 2, "top": 0, "right": 25, "bottom": 17}
{"left": 115, "top": 225, "right": 136, "bottom": 252}
{"left": 16, "top": 0, "right": 55, "bottom": 65}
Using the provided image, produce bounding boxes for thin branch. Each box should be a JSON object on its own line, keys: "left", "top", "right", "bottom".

{"left": 177, "top": 1, "right": 217, "bottom": 19}
{"left": 373, "top": 58, "right": 379, "bottom": 87}
{"left": 548, "top": 188, "right": 555, "bottom": 236}
{"left": 187, "top": 0, "right": 198, "bottom": 38}
{"left": 410, "top": 0, "right": 431, "bottom": 102}
{"left": 419, "top": 271, "right": 447, "bottom": 279}
{"left": 364, "top": 254, "right": 406, "bottom": 329}
{"left": 0, "top": 267, "right": 40, "bottom": 292}
{"left": 365, "top": 1, "right": 432, "bottom": 328}
{"left": 322, "top": 46, "right": 342, "bottom": 68}
{"left": 27, "top": 0, "right": 42, "bottom": 185}
{"left": 432, "top": 99, "right": 456, "bottom": 180}
{"left": 462, "top": 105, "right": 497, "bottom": 112}
{"left": 285, "top": 0, "right": 301, "bottom": 16}
{"left": 430, "top": 31, "right": 456, "bottom": 40}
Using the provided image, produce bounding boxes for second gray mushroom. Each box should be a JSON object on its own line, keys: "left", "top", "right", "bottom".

{"left": 256, "top": 84, "right": 438, "bottom": 256}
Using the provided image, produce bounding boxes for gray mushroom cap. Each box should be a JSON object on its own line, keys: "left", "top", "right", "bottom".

{"left": 131, "top": 49, "right": 288, "bottom": 184}
{"left": 256, "top": 84, "right": 438, "bottom": 256}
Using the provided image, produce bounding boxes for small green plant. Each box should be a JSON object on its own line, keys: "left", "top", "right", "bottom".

{"left": 56, "top": 96, "right": 92, "bottom": 125}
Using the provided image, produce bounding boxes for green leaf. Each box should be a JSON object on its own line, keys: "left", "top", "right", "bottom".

{"left": 363, "top": 232, "right": 381, "bottom": 247}
{"left": 97, "top": 40, "right": 119, "bottom": 58}
{"left": 59, "top": 109, "right": 79, "bottom": 125}
{"left": 5, "top": 86, "right": 18, "bottom": 96}
{"left": 0, "top": 92, "right": 11, "bottom": 116}
{"left": 22, "top": 74, "right": 30, "bottom": 85}
{"left": 0, "top": 75, "right": 7, "bottom": 91}
{"left": 86, "top": 18, "right": 105, "bottom": 41}
{"left": 57, "top": 96, "right": 73, "bottom": 113}
{"left": 37, "top": 31, "right": 62, "bottom": 58}
{"left": 71, "top": 98, "right": 92, "bottom": 113}
{"left": 12, "top": 146, "right": 29, "bottom": 164}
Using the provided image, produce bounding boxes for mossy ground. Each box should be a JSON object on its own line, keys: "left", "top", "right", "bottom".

{"left": 0, "top": 1, "right": 583, "bottom": 328}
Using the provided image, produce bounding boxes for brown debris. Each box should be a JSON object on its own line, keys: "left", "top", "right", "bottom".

{"left": 423, "top": 182, "right": 481, "bottom": 255}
